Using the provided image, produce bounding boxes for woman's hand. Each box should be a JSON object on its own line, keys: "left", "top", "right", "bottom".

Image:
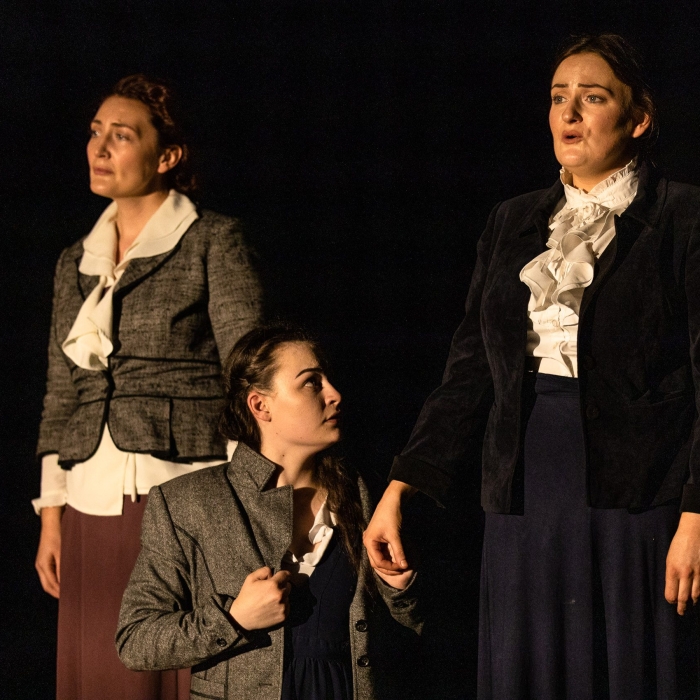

{"left": 665, "top": 511, "right": 700, "bottom": 615}
{"left": 363, "top": 480, "right": 416, "bottom": 577}
{"left": 229, "top": 567, "right": 291, "bottom": 631}
{"left": 35, "top": 505, "right": 64, "bottom": 598}
{"left": 374, "top": 566, "right": 416, "bottom": 591}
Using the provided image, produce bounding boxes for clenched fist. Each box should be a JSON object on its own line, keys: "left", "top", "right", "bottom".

{"left": 229, "top": 567, "right": 291, "bottom": 631}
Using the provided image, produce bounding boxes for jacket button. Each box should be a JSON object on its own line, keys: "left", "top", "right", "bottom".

{"left": 586, "top": 404, "right": 600, "bottom": 420}
{"left": 393, "top": 599, "right": 411, "bottom": 609}
{"left": 355, "top": 620, "right": 368, "bottom": 632}
{"left": 356, "top": 655, "right": 370, "bottom": 667}
{"left": 580, "top": 355, "right": 596, "bottom": 371}
{"left": 216, "top": 638, "right": 227, "bottom": 648}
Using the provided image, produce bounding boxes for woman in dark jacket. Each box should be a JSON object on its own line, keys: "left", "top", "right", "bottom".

{"left": 33, "top": 75, "right": 262, "bottom": 699}
{"left": 364, "top": 34, "right": 700, "bottom": 699}
{"left": 116, "top": 325, "right": 421, "bottom": 700}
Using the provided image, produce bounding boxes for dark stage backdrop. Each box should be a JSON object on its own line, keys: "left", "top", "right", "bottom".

{"left": 3, "top": 1, "right": 700, "bottom": 697}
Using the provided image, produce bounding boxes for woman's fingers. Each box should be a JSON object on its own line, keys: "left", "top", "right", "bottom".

{"left": 35, "top": 548, "right": 60, "bottom": 598}
{"left": 666, "top": 512, "right": 700, "bottom": 615}
{"left": 677, "top": 574, "right": 692, "bottom": 615}
{"left": 364, "top": 534, "right": 407, "bottom": 573}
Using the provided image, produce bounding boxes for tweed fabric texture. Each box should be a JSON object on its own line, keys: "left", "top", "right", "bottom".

{"left": 391, "top": 163, "right": 700, "bottom": 513}
{"left": 116, "top": 444, "right": 422, "bottom": 700}
{"left": 37, "top": 211, "right": 262, "bottom": 465}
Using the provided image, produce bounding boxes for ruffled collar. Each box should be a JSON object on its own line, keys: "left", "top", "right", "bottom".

{"left": 79, "top": 190, "right": 198, "bottom": 280}
{"left": 282, "top": 498, "right": 337, "bottom": 576}
{"left": 62, "top": 191, "right": 198, "bottom": 370}
{"left": 519, "top": 160, "right": 639, "bottom": 376}
{"left": 552, "top": 158, "right": 638, "bottom": 233}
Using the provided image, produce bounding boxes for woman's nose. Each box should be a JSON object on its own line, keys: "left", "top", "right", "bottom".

{"left": 325, "top": 382, "right": 341, "bottom": 406}
{"left": 562, "top": 99, "right": 582, "bottom": 123}
{"left": 92, "top": 135, "right": 108, "bottom": 158}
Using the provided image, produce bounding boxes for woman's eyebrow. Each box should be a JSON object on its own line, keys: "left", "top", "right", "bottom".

{"left": 91, "top": 118, "right": 139, "bottom": 132}
{"left": 551, "top": 82, "right": 614, "bottom": 94}
{"left": 295, "top": 366, "right": 323, "bottom": 378}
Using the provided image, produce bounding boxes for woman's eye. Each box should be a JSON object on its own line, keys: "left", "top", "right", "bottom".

{"left": 586, "top": 95, "right": 604, "bottom": 103}
{"left": 115, "top": 132, "right": 130, "bottom": 141}
{"left": 304, "top": 377, "right": 322, "bottom": 389}
{"left": 551, "top": 95, "right": 565, "bottom": 104}
{"left": 89, "top": 129, "right": 99, "bottom": 138}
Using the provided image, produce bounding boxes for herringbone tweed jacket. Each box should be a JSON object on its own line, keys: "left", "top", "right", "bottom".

{"left": 116, "top": 444, "right": 422, "bottom": 700}
{"left": 36, "top": 211, "right": 262, "bottom": 465}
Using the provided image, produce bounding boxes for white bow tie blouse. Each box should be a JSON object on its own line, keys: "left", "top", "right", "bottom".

{"left": 33, "top": 192, "right": 233, "bottom": 516}
{"left": 520, "top": 160, "right": 639, "bottom": 378}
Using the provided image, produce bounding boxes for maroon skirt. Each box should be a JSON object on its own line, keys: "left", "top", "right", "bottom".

{"left": 56, "top": 497, "right": 190, "bottom": 700}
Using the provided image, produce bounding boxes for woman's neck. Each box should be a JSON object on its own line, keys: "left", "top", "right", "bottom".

{"left": 113, "top": 190, "right": 169, "bottom": 263}
{"left": 260, "top": 442, "right": 319, "bottom": 490}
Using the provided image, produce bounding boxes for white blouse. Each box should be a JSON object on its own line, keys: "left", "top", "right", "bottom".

{"left": 281, "top": 499, "right": 337, "bottom": 577}
{"left": 520, "top": 160, "right": 639, "bottom": 378}
{"left": 32, "top": 191, "right": 232, "bottom": 516}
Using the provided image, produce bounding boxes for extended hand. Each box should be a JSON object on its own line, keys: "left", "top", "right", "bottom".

{"left": 35, "top": 506, "right": 63, "bottom": 598}
{"left": 229, "top": 567, "right": 291, "bottom": 631}
{"left": 666, "top": 511, "right": 700, "bottom": 615}
{"left": 363, "top": 480, "right": 416, "bottom": 577}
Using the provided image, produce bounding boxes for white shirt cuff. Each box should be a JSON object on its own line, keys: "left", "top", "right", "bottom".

{"left": 32, "top": 453, "right": 68, "bottom": 515}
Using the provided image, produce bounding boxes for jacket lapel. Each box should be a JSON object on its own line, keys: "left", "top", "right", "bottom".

{"left": 225, "top": 444, "right": 294, "bottom": 572}
{"left": 579, "top": 162, "right": 665, "bottom": 321}
{"left": 111, "top": 248, "right": 178, "bottom": 297}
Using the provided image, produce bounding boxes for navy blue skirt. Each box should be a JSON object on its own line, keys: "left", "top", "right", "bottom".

{"left": 478, "top": 373, "right": 699, "bottom": 699}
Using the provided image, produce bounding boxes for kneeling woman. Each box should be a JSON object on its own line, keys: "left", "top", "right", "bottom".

{"left": 116, "top": 326, "right": 421, "bottom": 700}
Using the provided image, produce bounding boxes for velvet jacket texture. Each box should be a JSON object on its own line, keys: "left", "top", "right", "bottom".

{"left": 390, "top": 163, "right": 700, "bottom": 514}
{"left": 116, "top": 444, "right": 422, "bottom": 700}
{"left": 36, "top": 211, "right": 262, "bottom": 466}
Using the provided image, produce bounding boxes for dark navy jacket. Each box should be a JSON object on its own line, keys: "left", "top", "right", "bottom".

{"left": 391, "top": 164, "right": 700, "bottom": 514}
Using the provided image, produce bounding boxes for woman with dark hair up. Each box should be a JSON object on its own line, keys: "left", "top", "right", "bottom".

{"left": 116, "top": 325, "right": 421, "bottom": 700}
{"left": 364, "top": 34, "right": 700, "bottom": 698}
{"left": 32, "top": 74, "right": 262, "bottom": 699}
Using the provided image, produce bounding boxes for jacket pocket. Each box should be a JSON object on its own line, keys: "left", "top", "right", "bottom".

{"left": 170, "top": 397, "right": 227, "bottom": 460}
{"left": 108, "top": 396, "right": 171, "bottom": 454}
{"left": 190, "top": 673, "right": 225, "bottom": 699}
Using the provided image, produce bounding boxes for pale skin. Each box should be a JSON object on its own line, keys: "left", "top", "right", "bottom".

{"left": 364, "top": 51, "right": 700, "bottom": 616}
{"left": 34, "top": 95, "right": 183, "bottom": 599}
{"left": 229, "top": 342, "right": 415, "bottom": 632}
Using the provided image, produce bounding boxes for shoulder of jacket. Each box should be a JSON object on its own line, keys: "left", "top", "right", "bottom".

{"left": 664, "top": 179, "right": 700, "bottom": 204}
{"left": 191, "top": 210, "right": 243, "bottom": 237}
{"left": 158, "top": 463, "right": 230, "bottom": 503}
{"left": 500, "top": 186, "right": 556, "bottom": 213}
{"left": 60, "top": 237, "right": 87, "bottom": 264}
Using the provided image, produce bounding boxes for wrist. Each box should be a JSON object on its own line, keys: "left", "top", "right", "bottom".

{"left": 385, "top": 480, "right": 417, "bottom": 503}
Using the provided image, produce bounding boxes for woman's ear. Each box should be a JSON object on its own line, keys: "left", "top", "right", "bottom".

{"left": 247, "top": 390, "right": 272, "bottom": 423}
{"left": 157, "top": 145, "right": 183, "bottom": 174}
{"left": 631, "top": 111, "right": 651, "bottom": 140}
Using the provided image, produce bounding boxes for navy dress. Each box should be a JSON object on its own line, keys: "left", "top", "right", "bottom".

{"left": 478, "top": 373, "right": 700, "bottom": 699}
{"left": 282, "top": 534, "right": 357, "bottom": 700}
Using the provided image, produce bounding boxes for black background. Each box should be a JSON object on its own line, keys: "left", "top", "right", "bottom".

{"left": 3, "top": 1, "right": 700, "bottom": 697}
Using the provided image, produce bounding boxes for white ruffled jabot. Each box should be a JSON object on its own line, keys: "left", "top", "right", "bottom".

{"left": 519, "top": 160, "right": 639, "bottom": 377}
{"left": 282, "top": 498, "right": 338, "bottom": 578}
{"left": 62, "top": 190, "right": 198, "bottom": 371}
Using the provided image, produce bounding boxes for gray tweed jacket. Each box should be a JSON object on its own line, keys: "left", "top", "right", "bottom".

{"left": 116, "top": 444, "right": 422, "bottom": 700}
{"left": 36, "top": 211, "right": 262, "bottom": 465}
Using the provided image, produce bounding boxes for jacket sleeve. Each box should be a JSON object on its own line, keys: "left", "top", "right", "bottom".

{"left": 389, "top": 203, "right": 501, "bottom": 506}
{"left": 681, "top": 219, "right": 700, "bottom": 512}
{"left": 206, "top": 218, "right": 263, "bottom": 362}
{"left": 116, "top": 486, "right": 248, "bottom": 670}
{"left": 36, "top": 248, "right": 79, "bottom": 458}
{"left": 373, "top": 569, "right": 423, "bottom": 634}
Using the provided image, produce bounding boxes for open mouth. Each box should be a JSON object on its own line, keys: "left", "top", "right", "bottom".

{"left": 563, "top": 132, "right": 582, "bottom": 144}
